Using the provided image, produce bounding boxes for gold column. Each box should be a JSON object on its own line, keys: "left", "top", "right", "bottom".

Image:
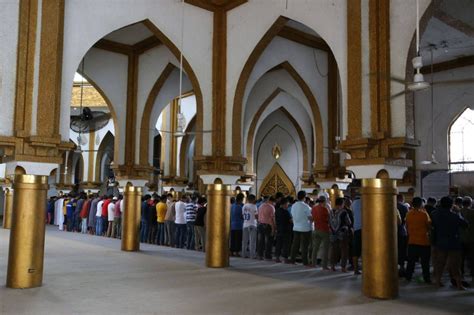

{"left": 206, "top": 179, "right": 231, "bottom": 268}
{"left": 121, "top": 185, "right": 142, "bottom": 251}
{"left": 325, "top": 188, "right": 344, "bottom": 207}
{"left": 7, "top": 175, "right": 48, "bottom": 289}
{"left": 3, "top": 188, "right": 13, "bottom": 229}
{"left": 361, "top": 178, "right": 398, "bottom": 299}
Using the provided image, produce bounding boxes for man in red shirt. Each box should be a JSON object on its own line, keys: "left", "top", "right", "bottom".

{"left": 311, "top": 195, "right": 331, "bottom": 269}
{"left": 101, "top": 196, "right": 112, "bottom": 237}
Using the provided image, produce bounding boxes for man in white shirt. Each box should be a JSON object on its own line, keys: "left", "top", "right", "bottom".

{"left": 96, "top": 198, "right": 104, "bottom": 236}
{"left": 290, "top": 191, "right": 313, "bottom": 266}
{"left": 174, "top": 195, "right": 187, "bottom": 248}
{"left": 107, "top": 197, "right": 116, "bottom": 237}
{"left": 242, "top": 194, "right": 258, "bottom": 258}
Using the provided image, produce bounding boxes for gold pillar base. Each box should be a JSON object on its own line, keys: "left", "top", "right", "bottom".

{"left": 7, "top": 175, "right": 48, "bottom": 289}
{"left": 361, "top": 178, "right": 398, "bottom": 299}
{"left": 3, "top": 188, "right": 13, "bottom": 229}
{"left": 121, "top": 185, "right": 142, "bottom": 252}
{"left": 206, "top": 180, "right": 231, "bottom": 268}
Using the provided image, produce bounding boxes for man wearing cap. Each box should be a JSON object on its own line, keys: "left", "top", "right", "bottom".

{"left": 107, "top": 197, "right": 117, "bottom": 237}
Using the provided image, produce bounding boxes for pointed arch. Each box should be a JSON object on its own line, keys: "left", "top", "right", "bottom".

{"left": 95, "top": 131, "right": 114, "bottom": 182}
{"left": 179, "top": 115, "right": 197, "bottom": 178}
{"left": 143, "top": 19, "right": 204, "bottom": 158}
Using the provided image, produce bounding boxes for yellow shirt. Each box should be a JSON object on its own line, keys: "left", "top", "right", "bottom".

{"left": 63, "top": 199, "right": 69, "bottom": 215}
{"left": 156, "top": 202, "right": 167, "bottom": 223}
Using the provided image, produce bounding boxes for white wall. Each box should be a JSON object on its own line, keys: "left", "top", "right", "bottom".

{"left": 0, "top": 1, "right": 20, "bottom": 136}
{"left": 61, "top": 0, "right": 213, "bottom": 147}
{"left": 415, "top": 65, "right": 474, "bottom": 170}
{"left": 254, "top": 110, "right": 303, "bottom": 194}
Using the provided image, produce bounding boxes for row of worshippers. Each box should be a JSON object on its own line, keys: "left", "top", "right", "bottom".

{"left": 229, "top": 191, "right": 474, "bottom": 289}
{"left": 48, "top": 193, "right": 124, "bottom": 238}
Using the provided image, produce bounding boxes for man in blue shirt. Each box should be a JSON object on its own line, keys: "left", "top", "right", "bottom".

{"left": 290, "top": 191, "right": 313, "bottom": 265}
{"left": 230, "top": 193, "right": 245, "bottom": 256}
{"left": 351, "top": 197, "right": 362, "bottom": 275}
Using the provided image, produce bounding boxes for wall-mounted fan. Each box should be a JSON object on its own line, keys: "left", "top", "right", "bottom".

{"left": 70, "top": 58, "right": 111, "bottom": 134}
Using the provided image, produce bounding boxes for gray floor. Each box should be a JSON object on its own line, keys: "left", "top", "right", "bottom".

{"left": 0, "top": 226, "right": 472, "bottom": 315}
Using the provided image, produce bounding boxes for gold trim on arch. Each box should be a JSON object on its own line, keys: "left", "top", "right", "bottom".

{"left": 232, "top": 16, "right": 289, "bottom": 157}
{"left": 259, "top": 162, "right": 295, "bottom": 198}
{"left": 143, "top": 19, "right": 204, "bottom": 158}
{"left": 245, "top": 91, "right": 309, "bottom": 175}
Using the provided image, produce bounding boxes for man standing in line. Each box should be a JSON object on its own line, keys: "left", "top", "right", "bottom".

{"left": 112, "top": 195, "right": 123, "bottom": 239}
{"left": 107, "top": 197, "right": 117, "bottom": 237}
{"left": 164, "top": 194, "right": 176, "bottom": 247}
{"left": 275, "top": 197, "right": 292, "bottom": 263}
{"left": 79, "top": 194, "right": 90, "bottom": 234}
{"left": 185, "top": 195, "right": 197, "bottom": 250}
{"left": 88, "top": 194, "right": 99, "bottom": 235}
{"left": 156, "top": 195, "right": 167, "bottom": 245}
{"left": 405, "top": 197, "right": 431, "bottom": 283}
{"left": 140, "top": 195, "right": 151, "bottom": 243}
{"left": 175, "top": 195, "right": 188, "bottom": 249}
{"left": 460, "top": 197, "right": 474, "bottom": 284}
{"left": 194, "top": 197, "right": 207, "bottom": 252}
{"left": 242, "top": 194, "right": 258, "bottom": 259}
{"left": 432, "top": 196, "right": 468, "bottom": 289}
{"left": 311, "top": 195, "right": 330, "bottom": 270}
{"left": 74, "top": 193, "right": 85, "bottom": 232}
{"left": 101, "top": 195, "right": 112, "bottom": 237}
{"left": 96, "top": 196, "right": 104, "bottom": 236}
{"left": 329, "top": 197, "right": 351, "bottom": 272}
{"left": 290, "top": 191, "right": 313, "bottom": 266}
{"left": 397, "top": 194, "right": 409, "bottom": 277}
{"left": 257, "top": 196, "right": 276, "bottom": 260}
{"left": 230, "top": 193, "right": 245, "bottom": 256}
{"left": 351, "top": 197, "right": 362, "bottom": 275}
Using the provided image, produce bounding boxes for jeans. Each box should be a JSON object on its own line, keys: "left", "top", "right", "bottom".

{"left": 165, "top": 221, "right": 175, "bottom": 246}
{"left": 140, "top": 221, "right": 149, "bottom": 243}
{"left": 149, "top": 222, "right": 157, "bottom": 244}
{"left": 156, "top": 222, "right": 165, "bottom": 245}
{"left": 275, "top": 231, "right": 291, "bottom": 259}
{"left": 290, "top": 231, "right": 311, "bottom": 265}
{"left": 186, "top": 222, "right": 195, "bottom": 250}
{"left": 96, "top": 216, "right": 103, "bottom": 236}
{"left": 81, "top": 218, "right": 88, "bottom": 234}
{"left": 312, "top": 230, "right": 330, "bottom": 268}
{"left": 175, "top": 224, "right": 187, "bottom": 248}
{"left": 194, "top": 225, "right": 206, "bottom": 251}
{"left": 242, "top": 226, "right": 257, "bottom": 258}
{"left": 257, "top": 224, "right": 273, "bottom": 259}
{"left": 405, "top": 244, "right": 431, "bottom": 281}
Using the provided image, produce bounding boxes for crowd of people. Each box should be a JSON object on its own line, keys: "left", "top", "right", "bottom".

{"left": 46, "top": 189, "right": 474, "bottom": 290}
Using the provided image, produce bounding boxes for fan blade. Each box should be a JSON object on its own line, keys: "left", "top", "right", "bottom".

{"left": 390, "top": 90, "right": 408, "bottom": 100}
{"left": 368, "top": 72, "right": 406, "bottom": 84}
{"left": 158, "top": 130, "right": 174, "bottom": 134}
{"left": 432, "top": 78, "right": 474, "bottom": 86}
{"left": 186, "top": 130, "right": 213, "bottom": 135}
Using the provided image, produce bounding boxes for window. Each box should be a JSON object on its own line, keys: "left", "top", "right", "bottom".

{"left": 450, "top": 108, "right": 474, "bottom": 172}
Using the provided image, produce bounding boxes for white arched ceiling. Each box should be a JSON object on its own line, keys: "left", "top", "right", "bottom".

{"left": 149, "top": 68, "right": 192, "bottom": 166}
{"left": 240, "top": 36, "right": 328, "bottom": 135}
{"left": 245, "top": 91, "right": 313, "bottom": 169}
{"left": 242, "top": 68, "right": 322, "bottom": 153}
{"left": 61, "top": 1, "right": 213, "bottom": 143}
{"left": 81, "top": 48, "right": 127, "bottom": 164}
{"left": 255, "top": 111, "right": 303, "bottom": 193}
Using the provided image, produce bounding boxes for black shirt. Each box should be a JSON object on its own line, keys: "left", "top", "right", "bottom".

{"left": 275, "top": 207, "right": 292, "bottom": 233}
{"left": 195, "top": 206, "right": 207, "bottom": 227}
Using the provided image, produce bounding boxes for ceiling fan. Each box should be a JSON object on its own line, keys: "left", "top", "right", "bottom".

{"left": 70, "top": 58, "right": 111, "bottom": 134}
{"left": 382, "top": 0, "right": 474, "bottom": 100}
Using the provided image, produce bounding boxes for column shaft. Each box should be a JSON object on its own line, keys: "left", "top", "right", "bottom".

{"left": 7, "top": 175, "right": 48, "bottom": 288}
{"left": 325, "top": 188, "right": 344, "bottom": 207}
{"left": 206, "top": 183, "right": 231, "bottom": 268}
{"left": 3, "top": 188, "right": 13, "bottom": 229}
{"left": 121, "top": 185, "right": 142, "bottom": 251}
{"left": 361, "top": 178, "right": 398, "bottom": 299}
